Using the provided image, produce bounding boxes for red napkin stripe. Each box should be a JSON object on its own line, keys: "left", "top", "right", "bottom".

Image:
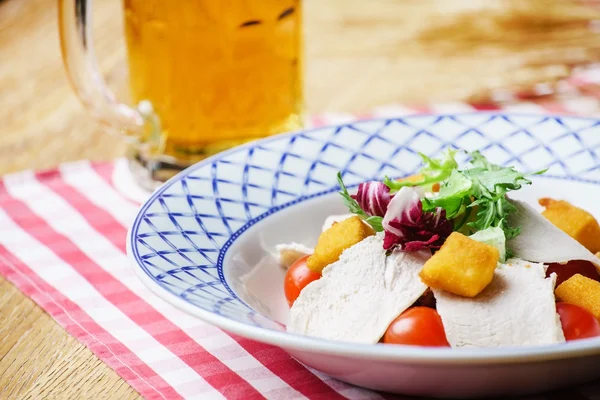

{"left": 37, "top": 174, "right": 269, "bottom": 399}
{"left": 0, "top": 245, "right": 180, "bottom": 399}
{"left": 0, "top": 163, "right": 359, "bottom": 399}
{"left": 0, "top": 105, "right": 599, "bottom": 399}
{"left": 46, "top": 167, "right": 348, "bottom": 399}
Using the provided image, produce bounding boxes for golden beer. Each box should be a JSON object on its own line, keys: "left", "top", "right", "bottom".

{"left": 123, "top": 0, "right": 303, "bottom": 159}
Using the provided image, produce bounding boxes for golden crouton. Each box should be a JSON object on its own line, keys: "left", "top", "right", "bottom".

{"left": 555, "top": 274, "right": 600, "bottom": 319}
{"left": 306, "top": 216, "right": 374, "bottom": 272}
{"left": 419, "top": 232, "right": 500, "bottom": 297}
{"left": 539, "top": 198, "right": 600, "bottom": 253}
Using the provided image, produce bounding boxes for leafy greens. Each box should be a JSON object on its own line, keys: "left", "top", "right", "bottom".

{"left": 385, "top": 150, "right": 545, "bottom": 241}
{"left": 384, "top": 149, "right": 458, "bottom": 192}
{"left": 337, "top": 172, "right": 384, "bottom": 232}
{"left": 337, "top": 149, "right": 544, "bottom": 253}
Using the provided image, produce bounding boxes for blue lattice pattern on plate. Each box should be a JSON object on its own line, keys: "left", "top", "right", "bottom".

{"left": 129, "top": 113, "right": 600, "bottom": 327}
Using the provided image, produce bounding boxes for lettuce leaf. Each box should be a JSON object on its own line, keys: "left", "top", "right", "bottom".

{"left": 337, "top": 149, "right": 544, "bottom": 253}
{"left": 383, "top": 149, "right": 458, "bottom": 192}
{"left": 416, "top": 150, "right": 543, "bottom": 241}
{"left": 469, "top": 226, "right": 506, "bottom": 261}
{"left": 422, "top": 169, "right": 472, "bottom": 218}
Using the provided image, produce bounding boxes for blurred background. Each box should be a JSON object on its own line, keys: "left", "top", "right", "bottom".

{"left": 4, "top": 0, "right": 600, "bottom": 176}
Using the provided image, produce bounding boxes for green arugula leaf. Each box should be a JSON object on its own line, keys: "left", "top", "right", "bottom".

{"left": 337, "top": 172, "right": 368, "bottom": 217}
{"left": 463, "top": 167, "right": 531, "bottom": 193}
{"left": 417, "top": 150, "right": 544, "bottom": 243}
{"left": 468, "top": 150, "right": 496, "bottom": 170}
{"left": 423, "top": 169, "right": 472, "bottom": 218}
{"left": 437, "top": 169, "right": 473, "bottom": 198}
{"left": 454, "top": 205, "right": 473, "bottom": 233}
{"left": 338, "top": 149, "right": 544, "bottom": 250}
{"left": 468, "top": 200, "right": 496, "bottom": 231}
{"left": 336, "top": 172, "right": 383, "bottom": 232}
{"left": 365, "top": 216, "right": 383, "bottom": 232}
{"left": 384, "top": 149, "right": 458, "bottom": 192}
{"left": 423, "top": 196, "right": 464, "bottom": 218}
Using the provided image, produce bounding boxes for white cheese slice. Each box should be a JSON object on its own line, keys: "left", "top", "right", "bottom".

{"left": 288, "top": 234, "right": 430, "bottom": 343}
{"left": 508, "top": 199, "right": 600, "bottom": 268}
{"left": 274, "top": 242, "right": 313, "bottom": 269}
{"left": 433, "top": 259, "right": 565, "bottom": 348}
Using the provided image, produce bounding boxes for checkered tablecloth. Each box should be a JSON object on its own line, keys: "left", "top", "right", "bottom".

{"left": 2, "top": 102, "right": 600, "bottom": 399}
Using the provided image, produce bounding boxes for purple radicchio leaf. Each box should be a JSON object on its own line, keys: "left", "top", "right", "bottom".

{"left": 350, "top": 181, "right": 392, "bottom": 217}
{"left": 382, "top": 187, "right": 453, "bottom": 251}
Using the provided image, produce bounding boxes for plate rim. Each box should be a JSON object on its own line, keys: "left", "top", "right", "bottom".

{"left": 127, "top": 112, "right": 600, "bottom": 364}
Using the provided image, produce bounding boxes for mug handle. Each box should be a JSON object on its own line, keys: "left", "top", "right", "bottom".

{"left": 58, "top": 0, "right": 145, "bottom": 139}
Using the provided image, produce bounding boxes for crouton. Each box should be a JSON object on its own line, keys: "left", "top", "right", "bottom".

{"left": 539, "top": 198, "right": 600, "bottom": 254}
{"left": 306, "top": 215, "right": 374, "bottom": 272}
{"left": 419, "top": 232, "right": 500, "bottom": 297}
{"left": 555, "top": 274, "right": 600, "bottom": 319}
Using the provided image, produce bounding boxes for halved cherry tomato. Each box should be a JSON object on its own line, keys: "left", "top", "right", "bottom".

{"left": 284, "top": 255, "right": 320, "bottom": 307}
{"left": 556, "top": 302, "right": 600, "bottom": 341}
{"left": 383, "top": 307, "right": 450, "bottom": 347}
{"left": 546, "top": 260, "right": 600, "bottom": 287}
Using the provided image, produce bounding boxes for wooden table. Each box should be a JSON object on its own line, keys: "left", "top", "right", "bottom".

{"left": 0, "top": 0, "right": 422, "bottom": 397}
{"left": 2, "top": 0, "right": 599, "bottom": 397}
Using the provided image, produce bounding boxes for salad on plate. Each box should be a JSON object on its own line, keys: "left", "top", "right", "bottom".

{"left": 275, "top": 149, "right": 600, "bottom": 348}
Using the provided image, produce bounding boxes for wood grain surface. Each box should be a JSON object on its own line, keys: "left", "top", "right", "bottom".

{"left": 2, "top": 0, "right": 600, "bottom": 398}
{"left": 1, "top": 0, "right": 140, "bottom": 398}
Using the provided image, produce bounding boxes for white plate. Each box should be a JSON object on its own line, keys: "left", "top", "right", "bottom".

{"left": 127, "top": 113, "right": 600, "bottom": 398}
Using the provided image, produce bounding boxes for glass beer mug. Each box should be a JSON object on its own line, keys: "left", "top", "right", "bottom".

{"left": 59, "top": 0, "right": 303, "bottom": 189}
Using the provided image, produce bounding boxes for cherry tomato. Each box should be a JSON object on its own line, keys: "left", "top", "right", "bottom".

{"left": 546, "top": 260, "right": 600, "bottom": 287}
{"left": 284, "top": 255, "right": 321, "bottom": 307}
{"left": 556, "top": 302, "right": 600, "bottom": 341}
{"left": 383, "top": 307, "right": 450, "bottom": 347}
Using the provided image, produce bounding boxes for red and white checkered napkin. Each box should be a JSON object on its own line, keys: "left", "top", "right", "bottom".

{"left": 2, "top": 104, "right": 600, "bottom": 400}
